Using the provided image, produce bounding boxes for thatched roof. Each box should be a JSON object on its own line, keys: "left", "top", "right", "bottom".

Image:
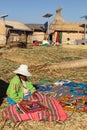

{"left": 50, "top": 22, "right": 86, "bottom": 32}
{"left": 49, "top": 8, "right": 87, "bottom": 33}
{"left": 49, "top": 8, "right": 64, "bottom": 33}
{"left": 53, "top": 8, "right": 64, "bottom": 23}
{"left": 0, "top": 20, "right": 31, "bottom": 31}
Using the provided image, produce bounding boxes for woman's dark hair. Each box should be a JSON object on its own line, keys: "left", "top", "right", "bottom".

{"left": 17, "top": 74, "right": 27, "bottom": 81}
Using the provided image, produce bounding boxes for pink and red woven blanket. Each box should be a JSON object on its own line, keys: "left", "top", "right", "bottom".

{"left": 2, "top": 92, "right": 68, "bottom": 122}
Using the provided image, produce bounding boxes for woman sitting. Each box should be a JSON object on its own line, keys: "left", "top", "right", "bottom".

{"left": 6, "top": 64, "right": 68, "bottom": 122}
{"left": 7, "top": 64, "right": 36, "bottom": 105}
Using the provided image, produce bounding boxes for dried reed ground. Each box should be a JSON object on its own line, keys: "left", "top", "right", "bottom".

{"left": 0, "top": 45, "right": 87, "bottom": 130}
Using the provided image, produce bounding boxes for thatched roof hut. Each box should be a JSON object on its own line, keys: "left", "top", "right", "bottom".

{"left": 49, "top": 8, "right": 86, "bottom": 33}
{"left": 0, "top": 20, "right": 32, "bottom": 46}
{"left": 49, "top": 8, "right": 87, "bottom": 44}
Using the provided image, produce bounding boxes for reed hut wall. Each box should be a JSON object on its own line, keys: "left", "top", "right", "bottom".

{"left": 0, "top": 20, "right": 32, "bottom": 46}
{"left": 0, "top": 23, "right": 7, "bottom": 46}
{"left": 27, "top": 31, "right": 45, "bottom": 44}
{"left": 52, "top": 31, "right": 86, "bottom": 44}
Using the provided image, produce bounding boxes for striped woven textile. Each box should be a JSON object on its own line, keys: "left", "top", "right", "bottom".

{"left": 2, "top": 92, "right": 68, "bottom": 122}
{"left": 16, "top": 100, "right": 47, "bottom": 113}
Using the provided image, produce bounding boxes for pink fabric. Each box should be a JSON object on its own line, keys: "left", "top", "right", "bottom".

{"left": 2, "top": 92, "right": 68, "bottom": 122}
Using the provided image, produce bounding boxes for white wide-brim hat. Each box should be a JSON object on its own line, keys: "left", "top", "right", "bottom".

{"left": 13, "top": 64, "right": 32, "bottom": 77}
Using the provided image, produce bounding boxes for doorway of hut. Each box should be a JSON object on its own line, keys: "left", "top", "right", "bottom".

{"left": 56, "top": 31, "right": 62, "bottom": 44}
{"left": 49, "top": 34, "right": 52, "bottom": 44}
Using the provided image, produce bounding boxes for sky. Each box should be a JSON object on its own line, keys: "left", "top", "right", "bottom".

{"left": 0, "top": 0, "right": 87, "bottom": 24}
